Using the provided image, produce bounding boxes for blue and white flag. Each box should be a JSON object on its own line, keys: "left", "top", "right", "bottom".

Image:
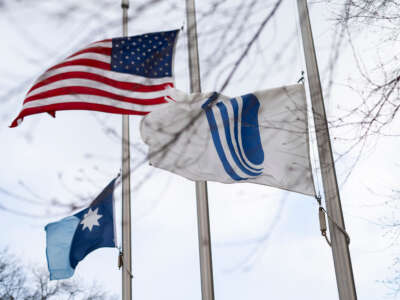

{"left": 140, "top": 84, "right": 315, "bottom": 196}
{"left": 45, "top": 178, "right": 117, "bottom": 280}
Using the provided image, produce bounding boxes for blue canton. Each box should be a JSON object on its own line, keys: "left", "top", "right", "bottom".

{"left": 111, "top": 30, "right": 178, "bottom": 78}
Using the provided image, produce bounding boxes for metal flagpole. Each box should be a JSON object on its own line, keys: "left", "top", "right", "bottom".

{"left": 121, "top": 0, "right": 133, "bottom": 299}
{"left": 185, "top": 1, "right": 215, "bottom": 300}
{"left": 296, "top": 1, "right": 357, "bottom": 299}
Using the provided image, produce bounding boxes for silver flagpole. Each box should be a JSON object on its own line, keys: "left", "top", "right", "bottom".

{"left": 296, "top": 1, "right": 357, "bottom": 299}
{"left": 185, "top": 1, "right": 215, "bottom": 300}
{"left": 121, "top": 0, "right": 133, "bottom": 299}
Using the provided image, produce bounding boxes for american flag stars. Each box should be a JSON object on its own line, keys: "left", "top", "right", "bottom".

{"left": 111, "top": 29, "right": 178, "bottom": 78}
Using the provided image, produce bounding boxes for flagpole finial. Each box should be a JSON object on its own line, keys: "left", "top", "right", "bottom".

{"left": 121, "top": 0, "right": 129, "bottom": 9}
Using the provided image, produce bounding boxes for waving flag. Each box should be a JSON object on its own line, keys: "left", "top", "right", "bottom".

{"left": 45, "top": 177, "right": 117, "bottom": 280}
{"left": 140, "top": 84, "right": 315, "bottom": 196}
{"left": 10, "top": 29, "right": 179, "bottom": 127}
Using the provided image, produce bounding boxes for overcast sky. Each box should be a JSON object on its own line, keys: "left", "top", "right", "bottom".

{"left": 1, "top": 0, "right": 398, "bottom": 299}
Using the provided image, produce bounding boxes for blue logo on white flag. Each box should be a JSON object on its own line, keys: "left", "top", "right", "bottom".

{"left": 45, "top": 177, "right": 117, "bottom": 280}
{"left": 202, "top": 93, "right": 265, "bottom": 181}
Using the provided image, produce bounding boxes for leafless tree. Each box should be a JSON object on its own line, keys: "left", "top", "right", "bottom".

{"left": 0, "top": 248, "right": 116, "bottom": 300}
{"left": 0, "top": 248, "right": 27, "bottom": 300}
{"left": 328, "top": 1, "right": 400, "bottom": 151}
{"left": 323, "top": 0, "right": 400, "bottom": 293}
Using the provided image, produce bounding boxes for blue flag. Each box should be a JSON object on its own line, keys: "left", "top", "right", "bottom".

{"left": 45, "top": 178, "right": 117, "bottom": 280}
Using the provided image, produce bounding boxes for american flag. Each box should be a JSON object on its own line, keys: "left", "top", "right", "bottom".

{"left": 10, "top": 29, "right": 179, "bottom": 128}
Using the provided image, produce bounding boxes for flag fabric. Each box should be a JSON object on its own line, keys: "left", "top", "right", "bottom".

{"left": 140, "top": 84, "right": 315, "bottom": 196}
{"left": 10, "top": 29, "right": 179, "bottom": 127}
{"left": 45, "top": 178, "right": 117, "bottom": 280}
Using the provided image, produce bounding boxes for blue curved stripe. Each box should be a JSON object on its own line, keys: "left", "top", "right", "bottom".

{"left": 230, "top": 98, "right": 263, "bottom": 172}
{"left": 216, "top": 102, "right": 262, "bottom": 177}
{"left": 202, "top": 94, "right": 247, "bottom": 181}
{"left": 240, "top": 94, "right": 264, "bottom": 165}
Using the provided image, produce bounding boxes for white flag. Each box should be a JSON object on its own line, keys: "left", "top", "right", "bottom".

{"left": 140, "top": 84, "right": 315, "bottom": 196}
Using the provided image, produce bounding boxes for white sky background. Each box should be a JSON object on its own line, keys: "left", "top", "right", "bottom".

{"left": 0, "top": 0, "right": 398, "bottom": 299}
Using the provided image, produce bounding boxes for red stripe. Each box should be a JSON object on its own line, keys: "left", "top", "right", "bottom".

{"left": 10, "top": 103, "right": 148, "bottom": 128}
{"left": 24, "top": 86, "right": 168, "bottom": 106}
{"left": 67, "top": 47, "right": 112, "bottom": 59}
{"left": 166, "top": 95, "right": 176, "bottom": 102}
{"left": 47, "top": 59, "right": 110, "bottom": 72}
{"left": 28, "top": 71, "right": 173, "bottom": 94}
{"left": 90, "top": 38, "right": 112, "bottom": 44}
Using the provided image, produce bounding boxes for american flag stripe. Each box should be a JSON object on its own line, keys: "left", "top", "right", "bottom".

{"left": 22, "top": 94, "right": 166, "bottom": 111}
{"left": 25, "top": 85, "right": 170, "bottom": 105}
{"left": 27, "top": 72, "right": 172, "bottom": 95}
{"left": 11, "top": 30, "right": 179, "bottom": 127}
{"left": 88, "top": 40, "right": 112, "bottom": 47}
{"left": 25, "top": 76, "right": 172, "bottom": 102}
{"left": 32, "top": 66, "right": 173, "bottom": 87}
{"left": 26, "top": 73, "right": 171, "bottom": 98}
{"left": 24, "top": 93, "right": 165, "bottom": 112}
{"left": 68, "top": 41, "right": 112, "bottom": 55}
{"left": 64, "top": 52, "right": 111, "bottom": 64}
{"left": 18, "top": 102, "right": 147, "bottom": 126}
{"left": 47, "top": 59, "right": 111, "bottom": 72}
{"left": 67, "top": 47, "right": 112, "bottom": 59}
